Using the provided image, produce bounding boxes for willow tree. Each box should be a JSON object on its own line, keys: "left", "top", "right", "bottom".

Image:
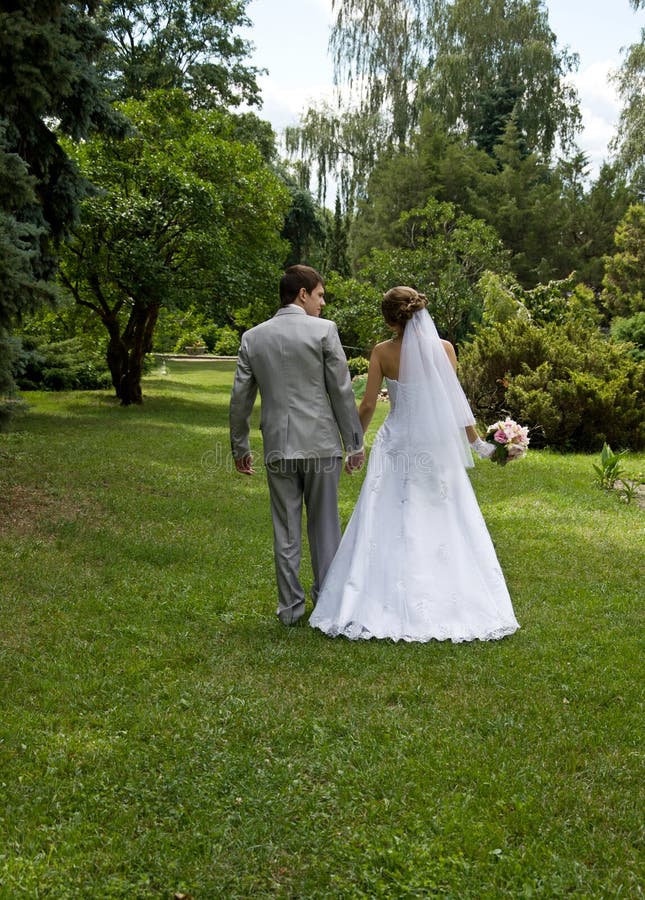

{"left": 287, "top": 0, "right": 581, "bottom": 210}
{"left": 286, "top": 0, "right": 441, "bottom": 210}
{"left": 611, "top": 18, "right": 644, "bottom": 197}
{"left": 429, "top": 0, "right": 581, "bottom": 159}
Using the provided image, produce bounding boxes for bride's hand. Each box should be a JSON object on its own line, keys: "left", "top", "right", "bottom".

{"left": 345, "top": 449, "right": 365, "bottom": 474}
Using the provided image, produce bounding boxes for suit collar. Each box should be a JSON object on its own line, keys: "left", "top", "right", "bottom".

{"left": 274, "top": 305, "right": 306, "bottom": 317}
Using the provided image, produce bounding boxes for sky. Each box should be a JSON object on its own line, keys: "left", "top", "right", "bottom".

{"left": 240, "top": 0, "right": 644, "bottom": 178}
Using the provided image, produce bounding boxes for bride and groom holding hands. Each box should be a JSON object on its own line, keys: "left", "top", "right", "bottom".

{"left": 229, "top": 265, "right": 519, "bottom": 642}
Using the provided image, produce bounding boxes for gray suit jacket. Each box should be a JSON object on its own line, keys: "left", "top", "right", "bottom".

{"left": 229, "top": 306, "right": 363, "bottom": 461}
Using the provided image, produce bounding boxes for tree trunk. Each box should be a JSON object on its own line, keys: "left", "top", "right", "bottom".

{"left": 119, "top": 300, "right": 161, "bottom": 406}
{"left": 105, "top": 320, "right": 129, "bottom": 401}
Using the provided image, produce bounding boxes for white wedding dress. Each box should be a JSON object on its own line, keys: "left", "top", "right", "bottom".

{"left": 309, "top": 312, "right": 520, "bottom": 643}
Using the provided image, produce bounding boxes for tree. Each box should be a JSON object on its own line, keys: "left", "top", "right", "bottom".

{"left": 0, "top": 0, "right": 124, "bottom": 399}
{"left": 59, "top": 91, "right": 289, "bottom": 405}
{"left": 328, "top": 195, "right": 351, "bottom": 276}
{"left": 285, "top": 102, "right": 389, "bottom": 212}
{"left": 280, "top": 177, "right": 326, "bottom": 268}
{"left": 95, "top": 0, "right": 262, "bottom": 109}
{"left": 0, "top": 0, "right": 124, "bottom": 306}
{"left": 286, "top": 0, "right": 439, "bottom": 209}
{"left": 601, "top": 203, "right": 645, "bottom": 320}
{"left": 349, "top": 198, "right": 509, "bottom": 344}
{"left": 288, "top": 0, "right": 580, "bottom": 208}
{"left": 330, "top": 0, "right": 440, "bottom": 151}
{"left": 611, "top": 21, "right": 645, "bottom": 198}
{"left": 466, "top": 119, "right": 572, "bottom": 287}
{"left": 559, "top": 161, "right": 635, "bottom": 291}
{"left": 428, "top": 0, "right": 581, "bottom": 159}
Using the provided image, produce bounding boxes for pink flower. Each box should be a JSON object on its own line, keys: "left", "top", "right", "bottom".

{"left": 485, "top": 417, "right": 529, "bottom": 464}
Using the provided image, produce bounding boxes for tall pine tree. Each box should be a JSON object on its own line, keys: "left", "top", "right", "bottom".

{"left": 0, "top": 0, "right": 124, "bottom": 406}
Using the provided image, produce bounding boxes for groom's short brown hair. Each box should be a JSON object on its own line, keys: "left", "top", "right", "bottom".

{"left": 279, "top": 265, "right": 324, "bottom": 306}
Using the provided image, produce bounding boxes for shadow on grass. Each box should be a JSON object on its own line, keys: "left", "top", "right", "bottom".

{"left": 12, "top": 392, "right": 241, "bottom": 436}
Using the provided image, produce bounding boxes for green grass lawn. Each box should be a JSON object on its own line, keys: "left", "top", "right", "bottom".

{"left": 1, "top": 361, "right": 643, "bottom": 899}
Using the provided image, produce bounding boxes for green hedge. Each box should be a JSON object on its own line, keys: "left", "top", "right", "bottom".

{"left": 459, "top": 319, "right": 645, "bottom": 451}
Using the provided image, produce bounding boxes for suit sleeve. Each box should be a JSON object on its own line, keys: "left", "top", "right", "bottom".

{"left": 323, "top": 323, "right": 364, "bottom": 454}
{"left": 229, "top": 336, "right": 258, "bottom": 459}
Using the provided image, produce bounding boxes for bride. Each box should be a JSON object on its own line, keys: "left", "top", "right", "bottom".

{"left": 309, "top": 286, "right": 520, "bottom": 643}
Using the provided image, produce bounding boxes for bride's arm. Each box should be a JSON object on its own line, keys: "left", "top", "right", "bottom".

{"left": 442, "top": 338, "right": 481, "bottom": 446}
{"left": 358, "top": 345, "right": 384, "bottom": 433}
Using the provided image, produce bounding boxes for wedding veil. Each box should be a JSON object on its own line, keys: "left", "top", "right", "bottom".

{"left": 398, "top": 309, "right": 476, "bottom": 470}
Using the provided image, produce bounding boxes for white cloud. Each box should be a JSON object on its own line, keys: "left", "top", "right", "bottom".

{"left": 568, "top": 59, "right": 622, "bottom": 169}
{"left": 255, "top": 76, "right": 336, "bottom": 131}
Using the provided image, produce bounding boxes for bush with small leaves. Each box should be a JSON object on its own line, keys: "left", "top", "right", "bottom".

{"left": 14, "top": 336, "right": 112, "bottom": 391}
{"left": 459, "top": 319, "right": 645, "bottom": 450}
{"left": 347, "top": 356, "right": 370, "bottom": 378}
{"left": 610, "top": 312, "right": 645, "bottom": 361}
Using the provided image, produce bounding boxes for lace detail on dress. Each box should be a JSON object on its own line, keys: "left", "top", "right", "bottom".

{"left": 310, "top": 618, "right": 520, "bottom": 644}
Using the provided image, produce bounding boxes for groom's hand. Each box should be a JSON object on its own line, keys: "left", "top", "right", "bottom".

{"left": 234, "top": 453, "right": 255, "bottom": 475}
{"left": 345, "top": 449, "right": 365, "bottom": 474}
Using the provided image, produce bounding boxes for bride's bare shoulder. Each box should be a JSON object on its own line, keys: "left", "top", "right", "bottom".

{"left": 440, "top": 338, "right": 457, "bottom": 370}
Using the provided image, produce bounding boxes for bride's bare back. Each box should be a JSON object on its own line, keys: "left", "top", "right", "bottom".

{"left": 358, "top": 333, "right": 457, "bottom": 432}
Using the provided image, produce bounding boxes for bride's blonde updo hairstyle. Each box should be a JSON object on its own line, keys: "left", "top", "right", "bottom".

{"left": 381, "top": 286, "right": 428, "bottom": 328}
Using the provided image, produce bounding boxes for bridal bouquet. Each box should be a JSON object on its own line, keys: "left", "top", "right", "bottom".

{"left": 486, "top": 417, "right": 529, "bottom": 465}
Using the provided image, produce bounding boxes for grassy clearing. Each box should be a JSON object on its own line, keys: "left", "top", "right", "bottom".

{"left": 0, "top": 361, "right": 643, "bottom": 899}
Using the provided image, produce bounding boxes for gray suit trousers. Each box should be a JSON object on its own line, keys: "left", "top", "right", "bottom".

{"left": 265, "top": 457, "right": 343, "bottom": 625}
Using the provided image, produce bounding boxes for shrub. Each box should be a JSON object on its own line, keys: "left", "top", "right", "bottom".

{"left": 347, "top": 356, "right": 370, "bottom": 377}
{"left": 610, "top": 312, "right": 645, "bottom": 361}
{"left": 212, "top": 325, "right": 240, "bottom": 356}
{"left": 13, "top": 336, "right": 112, "bottom": 391}
{"left": 459, "top": 319, "right": 645, "bottom": 451}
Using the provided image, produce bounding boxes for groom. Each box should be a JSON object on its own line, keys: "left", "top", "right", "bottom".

{"left": 229, "top": 265, "right": 364, "bottom": 625}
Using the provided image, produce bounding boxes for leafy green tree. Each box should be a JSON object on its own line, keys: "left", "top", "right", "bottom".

{"left": 59, "top": 91, "right": 289, "bottom": 405}
{"left": 280, "top": 179, "right": 326, "bottom": 268}
{"left": 601, "top": 204, "right": 645, "bottom": 319}
{"left": 96, "top": 0, "right": 262, "bottom": 109}
{"left": 357, "top": 198, "right": 509, "bottom": 344}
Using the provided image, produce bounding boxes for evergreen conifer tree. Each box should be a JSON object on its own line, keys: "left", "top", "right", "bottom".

{"left": 0, "top": 0, "right": 124, "bottom": 402}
